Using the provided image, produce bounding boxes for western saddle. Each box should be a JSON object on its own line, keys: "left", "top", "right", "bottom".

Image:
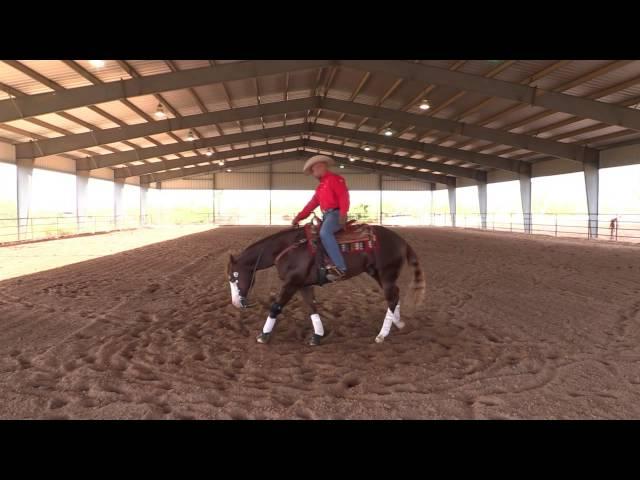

{"left": 303, "top": 214, "right": 378, "bottom": 257}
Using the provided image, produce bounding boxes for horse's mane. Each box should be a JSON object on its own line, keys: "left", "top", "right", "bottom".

{"left": 241, "top": 227, "right": 302, "bottom": 253}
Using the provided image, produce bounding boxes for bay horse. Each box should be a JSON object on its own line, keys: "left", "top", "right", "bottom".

{"left": 226, "top": 221, "right": 425, "bottom": 346}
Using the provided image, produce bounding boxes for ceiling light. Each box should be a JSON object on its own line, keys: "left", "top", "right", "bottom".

{"left": 218, "top": 159, "right": 225, "bottom": 167}
{"left": 226, "top": 168, "right": 232, "bottom": 172}
{"left": 339, "top": 165, "right": 345, "bottom": 169}
{"left": 187, "top": 130, "right": 195, "bottom": 141}
{"left": 155, "top": 104, "right": 166, "bottom": 119}
{"left": 363, "top": 145, "right": 372, "bottom": 151}
{"left": 384, "top": 128, "right": 394, "bottom": 137}
{"left": 349, "top": 156, "right": 356, "bottom": 162}
{"left": 419, "top": 99, "right": 431, "bottom": 110}
{"left": 89, "top": 60, "right": 105, "bottom": 68}
{"left": 206, "top": 148, "right": 213, "bottom": 157}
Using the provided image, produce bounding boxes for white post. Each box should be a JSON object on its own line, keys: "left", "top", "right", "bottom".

{"left": 114, "top": 179, "right": 125, "bottom": 230}
{"left": 16, "top": 158, "right": 34, "bottom": 241}
{"left": 519, "top": 169, "right": 532, "bottom": 234}
{"left": 139, "top": 182, "right": 148, "bottom": 226}
{"left": 583, "top": 157, "right": 600, "bottom": 239}
{"left": 478, "top": 181, "right": 487, "bottom": 229}
{"left": 76, "top": 169, "right": 90, "bottom": 234}
{"left": 447, "top": 182, "right": 457, "bottom": 227}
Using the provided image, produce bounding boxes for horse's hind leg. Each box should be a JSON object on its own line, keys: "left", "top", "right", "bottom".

{"left": 256, "top": 282, "right": 299, "bottom": 344}
{"left": 299, "top": 286, "right": 325, "bottom": 346}
{"left": 369, "top": 271, "right": 404, "bottom": 343}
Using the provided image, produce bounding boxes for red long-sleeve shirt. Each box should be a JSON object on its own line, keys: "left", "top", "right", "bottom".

{"left": 296, "top": 171, "right": 350, "bottom": 221}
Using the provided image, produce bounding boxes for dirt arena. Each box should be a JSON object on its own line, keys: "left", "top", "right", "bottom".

{"left": 1, "top": 225, "right": 640, "bottom": 419}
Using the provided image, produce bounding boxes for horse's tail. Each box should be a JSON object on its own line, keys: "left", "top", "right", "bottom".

{"left": 406, "top": 242, "right": 426, "bottom": 305}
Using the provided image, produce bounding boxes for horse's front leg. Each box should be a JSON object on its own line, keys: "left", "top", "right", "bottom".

{"left": 299, "top": 286, "right": 325, "bottom": 346}
{"left": 256, "top": 281, "right": 300, "bottom": 344}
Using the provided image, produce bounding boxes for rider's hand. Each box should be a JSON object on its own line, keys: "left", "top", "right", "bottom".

{"left": 339, "top": 215, "right": 347, "bottom": 226}
{"left": 291, "top": 215, "right": 300, "bottom": 226}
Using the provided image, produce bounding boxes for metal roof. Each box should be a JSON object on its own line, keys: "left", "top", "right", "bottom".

{"left": 1, "top": 59, "right": 640, "bottom": 186}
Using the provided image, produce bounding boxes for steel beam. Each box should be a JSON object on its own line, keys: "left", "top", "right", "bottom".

{"left": 78, "top": 124, "right": 308, "bottom": 170}
{"left": 15, "top": 97, "right": 319, "bottom": 159}
{"left": 305, "top": 138, "right": 484, "bottom": 181}
{"left": 310, "top": 123, "right": 521, "bottom": 172}
{"left": 322, "top": 97, "right": 599, "bottom": 163}
{"left": 0, "top": 60, "right": 331, "bottom": 123}
{"left": 334, "top": 157, "right": 455, "bottom": 186}
{"left": 115, "top": 139, "right": 305, "bottom": 178}
{"left": 140, "top": 151, "right": 307, "bottom": 184}
{"left": 341, "top": 60, "right": 640, "bottom": 132}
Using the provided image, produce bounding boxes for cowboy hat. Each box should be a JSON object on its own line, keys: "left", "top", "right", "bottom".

{"left": 303, "top": 154, "right": 335, "bottom": 175}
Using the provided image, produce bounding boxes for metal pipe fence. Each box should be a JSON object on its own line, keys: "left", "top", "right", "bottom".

{"left": 1, "top": 211, "right": 638, "bottom": 246}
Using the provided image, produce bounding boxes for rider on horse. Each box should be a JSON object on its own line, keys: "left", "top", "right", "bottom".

{"left": 292, "top": 155, "right": 350, "bottom": 281}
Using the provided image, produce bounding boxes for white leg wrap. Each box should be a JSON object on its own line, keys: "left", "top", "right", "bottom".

{"left": 310, "top": 313, "right": 324, "bottom": 336}
{"left": 263, "top": 316, "right": 277, "bottom": 334}
{"left": 392, "top": 303, "right": 405, "bottom": 329}
{"left": 375, "top": 308, "right": 395, "bottom": 343}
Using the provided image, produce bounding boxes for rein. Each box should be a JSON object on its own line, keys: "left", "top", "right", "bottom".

{"left": 246, "top": 247, "right": 264, "bottom": 298}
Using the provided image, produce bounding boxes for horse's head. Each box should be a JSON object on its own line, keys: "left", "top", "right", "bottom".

{"left": 227, "top": 253, "right": 252, "bottom": 309}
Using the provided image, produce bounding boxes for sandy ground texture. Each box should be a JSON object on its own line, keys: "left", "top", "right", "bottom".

{"left": 0, "top": 225, "right": 216, "bottom": 281}
{"left": 1, "top": 225, "right": 640, "bottom": 419}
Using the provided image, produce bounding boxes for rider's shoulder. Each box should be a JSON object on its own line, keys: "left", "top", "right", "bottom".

{"left": 327, "top": 171, "right": 346, "bottom": 182}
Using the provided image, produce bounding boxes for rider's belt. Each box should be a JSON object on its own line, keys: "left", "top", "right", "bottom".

{"left": 322, "top": 208, "right": 338, "bottom": 214}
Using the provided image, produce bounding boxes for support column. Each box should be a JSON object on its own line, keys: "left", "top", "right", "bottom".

{"left": 268, "top": 162, "right": 272, "bottom": 225}
{"left": 478, "top": 180, "right": 488, "bottom": 229}
{"left": 519, "top": 166, "right": 532, "bottom": 234}
{"left": 447, "top": 181, "right": 457, "bottom": 227}
{"left": 140, "top": 182, "right": 148, "bottom": 226}
{"left": 16, "top": 158, "right": 34, "bottom": 241}
{"left": 583, "top": 157, "right": 600, "bottom": 239}
{"left": 430, "top": 183, "right": 435, "bottom": 226}
{"left": 76, "top": 170, "right": 90, "bottom": 233}
{"left": 212, "top": 174, "right": 216, "bottom": 224}
{"left": 379, "top": 174, "right": 383, "bottom": 225}
{"left": 114, "top": 179, "right": 125, "bottom": 230}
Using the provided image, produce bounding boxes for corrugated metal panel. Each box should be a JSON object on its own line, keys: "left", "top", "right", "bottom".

{"left": 162, "top": 178, "right": 214, "bottom": 190}
{"left": 272, "top": 159, "right": 306, "bottom": 172}
{"left": 91, "top": 167, "right": 115, "bottom": 180}
{"left": 272, "top": 173, "right": 316, "bottom": 190}
{"left": 0, "top": 142, "right": 15, "bottom": 162}
{"left": 34, "top": 155, "right": 75, "bottom": 173}
{"left": 72, "top": 61, "right": 134, "bottom": 83}
{"left": 382, "top": 178, "right": 429, "bottom": 191}
{"left": 272, "top": 171, "right": 380, "bottom": 190}
{"left": 532, "top": 61, "right": 610, "bottom": 91}
{"left": 0, "top": 61, "right": 55, "bottom": 96}
{"left": 126, "top": 60, "right": 172, "bottom": 77}
{"left": 562, "top": 61, "right": 640, "bottom": 98}
{"left": 215, "top": 171, "right": 269, "bottom": 189}
{"left": 20, "top": 60, "right": 93, "bottom": 90}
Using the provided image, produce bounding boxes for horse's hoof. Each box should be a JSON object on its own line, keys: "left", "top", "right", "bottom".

{"left": 395, "top": 321, "right": 406, "bottom": 330}
{"left": 375, "top": 335, "right": 385, "bottom": 343}
{"left": 256, "top": 332, "right": 271, "bottom": 344}
{"left": 308, "top": 333, "right": 323, "bottom": 346}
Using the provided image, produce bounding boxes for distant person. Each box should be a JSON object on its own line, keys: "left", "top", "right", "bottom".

{"left": 610, "top": 217, "right": 618, "bottom": 240}
{"left": 291, "top": 155, "right": 350, "bottom": 281}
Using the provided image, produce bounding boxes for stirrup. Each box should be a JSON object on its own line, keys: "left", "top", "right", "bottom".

{"left": 326, "top": 266, "right": 346, "bottom": 282}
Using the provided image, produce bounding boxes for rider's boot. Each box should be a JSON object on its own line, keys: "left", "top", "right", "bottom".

{"left": 326, "top": 265, "right": 346, "bottom": 282}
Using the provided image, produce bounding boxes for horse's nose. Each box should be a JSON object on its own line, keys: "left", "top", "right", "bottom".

{"left": 240, "top": 297, "right": 249, "bottom": 309}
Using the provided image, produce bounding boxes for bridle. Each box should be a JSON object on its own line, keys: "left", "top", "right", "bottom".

{"left": 233, "top": 247, "right": 264, "bottom": 309}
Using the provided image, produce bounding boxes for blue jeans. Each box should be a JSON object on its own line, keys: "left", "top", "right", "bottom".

{"left": 320, "top": 209, "right": 347, "bottom": 271}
